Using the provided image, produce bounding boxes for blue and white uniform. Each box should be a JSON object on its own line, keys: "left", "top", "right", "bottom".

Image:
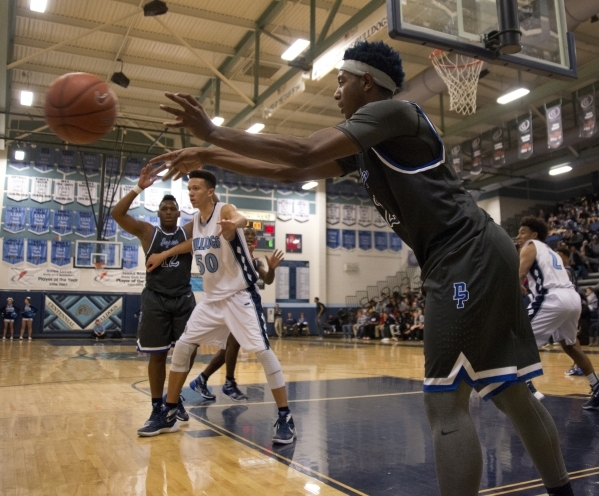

{"left": 524, "top": 240, "right": 581, "bottom": 346}
{"left": 22, "top": 303, "right": 37, "bottom": 321}
{"left": 180, "top": 203, "right": 269, "bottom": 353}
{"left": 2, "top": 303, "right": 19, "bottom": 322}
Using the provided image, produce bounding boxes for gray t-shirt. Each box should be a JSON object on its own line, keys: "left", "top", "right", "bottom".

{"left": 335, "top": 99, "right": 488, "bottom": 280}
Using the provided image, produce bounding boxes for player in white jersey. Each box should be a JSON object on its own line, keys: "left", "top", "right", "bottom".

{"left": 137, "top": 170, "right": 296, "bottom": 443}
{"left": 517, "top": 216, "right": 599, "bottom": 410}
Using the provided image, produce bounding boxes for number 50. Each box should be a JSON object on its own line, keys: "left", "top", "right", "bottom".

{"left": 195, "top": 253, "right": 218, "bottom": 275}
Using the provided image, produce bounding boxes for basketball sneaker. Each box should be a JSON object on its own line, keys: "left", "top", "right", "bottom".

{"left": 564, "top": 364, "right": 584, "bottom": 376}
{"left": 222, "top": 379, "right": 248, "bottom": 402}
{"left": 273, "top": 412, "right": 296, "bottom": 444}
{"left": 582, "top": 384, "right": 599, "bottom": 410}
{"left": 527, "top": 381, "right": 545, "bottom": 401}
{"left": 137, "top": 406, "right": 179, "bottom": 437}
{"left": 161, "top": 394, "right": 189, "bottom": 423}
{"left": 190, "top": 374, "right": 216, "bottom": 400}
{"left": 144, "top": 404, "right": 162, "bottom": 427}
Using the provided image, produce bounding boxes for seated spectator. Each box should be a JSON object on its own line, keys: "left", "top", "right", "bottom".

{"left": 590, "top": 235, "right": 599, "bottom": 257}
{"left": 405, "top": 309, "right": 424, "bottom": 341}
{"left": 582, "top": 240, "right": 599, "bottom": 272}
{"left": 297, "top": 313, "right": 310, "bottom": 336}
{"left": 361, "top": 310, "right": 379, "bottom": 340}
{"left": 342, "top": 310, "right": 356, "bottom": 340}
{"left": 587, "top": 287, "right": 598, "bottom": 314}
{"left": 92, "top": 319, "right": 106, "bottom": 340}
{"left": 323, "top": 314, "right": 340, "bottom": 334}
{"left": 569, "top": 245, "right": 588, "bottom": 279}
{"left": 379, "top": 312, "right": 397, "bottom": 343}
{"left": 354, "top": 309, "right": 369, "bottom": 339}
{"left": 283, "top": 312, "right": 297, "bottom": 337}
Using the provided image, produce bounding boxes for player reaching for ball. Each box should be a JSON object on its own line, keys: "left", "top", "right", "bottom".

{"left": 148, "top": 40, "right": 573, "bottom": 496}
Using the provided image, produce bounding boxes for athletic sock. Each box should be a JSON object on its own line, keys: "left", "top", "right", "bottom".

{"left": 587, "top": 372, "right": 599, "bottom": 388}
{"left": 225, "top": 376, "right": 235, "bottom": 384}
{"left": 545, "top": 481, "right": 574, "bottom": 495}
{"left": 165, "top": 402, "right": 178, "bottom": 410}
{"left": 151, "top": 397, "right": 163, "bottom": 408}
{"left": 278, "top": 406, "right": 290, "bottom": 416}
{"left": 200, "top": 373, "right": 209, "bottom": 383}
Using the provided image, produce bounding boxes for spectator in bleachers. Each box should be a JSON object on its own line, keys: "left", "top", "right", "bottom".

{"left": 342, "top": 310, "right": 356, "bottom": 340}
{"left": 587, "top": 287, "right": 598, "bottom": 313}
{"left": 569, "top": 245, "right": 588, "bottom": 279}
{"left": 354, "top": 309, "right": 369, "bottom": 339}
{"left": 581, "top": 240, "right": 599, "bottom": 272}
{"left": 324, "top": 314, "right": 340, "bottom": 334}
{"left": 590, "top": 235, "right": 599, "bottom": 257}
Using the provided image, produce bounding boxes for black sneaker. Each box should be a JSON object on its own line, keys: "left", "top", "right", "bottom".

{"left": 222, "top": 380, "right": 248, "bottom": 402}
{"left": 190, "top": 374, "right": 216, "bottom": 400}
{"left": 137, "top": 407, "right": 179, "bottom": 437}
{"left": 162, "top": 394, "right": 189, "bottom": 422}
{"left": 273, "top": 412, "right": 297, "bottom": 444}
{"left": 144, "top": 404, "right": 162, "bottom": 427}
{"left": 583, "top": 384, "right": 599, "bottom": 410}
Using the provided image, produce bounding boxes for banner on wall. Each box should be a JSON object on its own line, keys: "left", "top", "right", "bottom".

{"left": 7, "top": 175, "right": 29, "bottom": 201}
{"left": 358, "top": 205, "right": 372, "bottom": 227}
{"left": 120, "top": 185, "right": 140, "bottom": 209}
{"left": 358, "top": 230, "right": 372, "bottom": 251}
{"left": 546, "top": 102, "right": 563, "bottom": 149}
{"left": 578, "top": 93, "right": 597, "bottom": 138}
{"left": 28, "top": 208, "right": 51, "bottom": 235}
{"left": 122, "top": 245, "right": 139, "bottom": 270}
{"left": 240, "top": 175, "right": 257, "bottom": 192}
{"left": 374, "top": 231, "right": 388, "bottom": 251}
{"left": 342, "top": 229, "right": 356, "bottom": 251}
{"left": 257, "top": 177, "right": 274, "bottom": 194}
{"left": 30, "top": 177, "right": 53, "bottom": 203}
{"left": 389, "top": 232, "right": 403, "bottom": 252}
{"left": 492, "top": 127, "right": 506, "bottom": 167}
{"left": 91, "top": 270, "right": 146, "bottom": 288}
{"left": 338, "top": 182, "right": 356, "bottom": 200}
{"left": 326, "top": 228, "right": 340, "bottom": 249}
{"left": 293, "top": 200, "right": 309, "bottom": 223}
{"left": 222, "top": 170, "right": 239, "bottom": 190}
{"left": 101, "top": 216, "right": 117, "bottom": 239}
{"left": 326, "top": 203, "right": 340, "bottom": 225}
{"left": 52, "top": 210, "right": 73, "bottom": 235}
{"left": 8, "top": 267, "right": 80, "bottom": 289}
{"left": 81, "top": 152, "right": 100, "bottom": 177}
{"left": 3, "top": 238, "right": 25, "bottom": 265}
{"left": 470, "top": 136, "right": 482, "bottom": 175}
{"left": 51, "top": 240, "right": 72, "bottom": 266}
{"left": 373, "top": 212, "right": 387, "bottom": 228}
{"left": 103, "top": 183, "right": 120, "bottom": 208}
{"left": 76, "top": 181, "right": 98, "bottom": 206}
{"left": 58, "top": 149, "right": 77, "bottom": 175}
{"left": 277, "top": 198, "right": 293, "bottom": 221}
{"left": 3, "top": 206, "right": 27, "bottom": 233}
{"left": 124, "top": 157, "right": 143, "bottom": 181}
{"left": 53, "top": 179, "right": 75, "bottom": 204}
{"left": 342, "top": 204, "right": 357, "bottom": 226}
{"left": 105, "top": 155, "right": 120, "bottom": 178}
{"left": 120, "top": 215, "right": 143, "bottom": 240}
{"left": 143, "top": 187, "right": 163, "bottom": 212}
{"left": 26, "top": 239, "right": 48, "bottom": 265}
{"left": 75, "top": 211, "right": 96, "bottom": 237}
{"left": 178, "top": 190, "right": 195, "bottom": 215}
{"left": 518, "top": 113, "right": 533, "bottom": 159}
{"left": 262, "top": 72, "right": 305, "bottom": 119}
{"left": 34, "top": 146, "right": 55, "bottom": 173}
{"left": 450, "top": 144, "right": 462, "bottom": 172}
{"left": 146, "top": 216, "right": 160, "bottom": 227}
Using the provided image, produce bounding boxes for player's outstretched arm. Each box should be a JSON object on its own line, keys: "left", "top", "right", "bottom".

{"left": 217, "top": 204, "right": 246, "bottom": 242}
{"left": 146, "top": 238, "right": 193, "bottom": 272}
{"left": 158, "top": 93, "right": 359, "bottom": 168}
{"left": 261, "top": 249, "right": 284, "bottom": 285}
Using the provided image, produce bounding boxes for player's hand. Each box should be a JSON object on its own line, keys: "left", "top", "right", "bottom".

{"left": 148, "top": 148, "right": 206, "bottom": 182}
{"left": 138, "top": 164, "right": 158, "bottom": 189}
{"left": 265, "top": 249, "right": 284, "bottom": 270}
{"left": 217, "top": 219, "right": 237, "bottom": 241}
{"left": 160, "top": 93, "right": 214, "bottom": 140}
{"left": 146, "top": 254, "right": 165, "bottom": 272}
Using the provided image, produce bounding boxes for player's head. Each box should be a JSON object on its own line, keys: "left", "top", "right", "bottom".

{"left": 517, "top": 216, "right": 548, "bottom": 243}
{"left": 314, "top": 297, "right": 320, "bottom": 303}
{"left": 158, "top": 194, "right": 180, "bottom": 229}
{"left": 243, "top": 226, "right": 257, "bottom": 248}
{"left": 188, "top": 170, "right": 216, "bottom": 208}
{"left": 335, "top": 41, "right": 405, "bottom": 119}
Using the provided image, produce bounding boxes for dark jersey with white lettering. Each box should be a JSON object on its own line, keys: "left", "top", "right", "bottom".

{"left": 335, "top": 99, "right": 489, "bottom": 280}
{"left": 145, "top": 226, "right": 192, "bottom": 297}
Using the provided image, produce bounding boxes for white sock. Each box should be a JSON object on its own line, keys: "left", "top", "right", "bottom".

{"left": 587, "top": 372, "right": 599, "bottom": 388}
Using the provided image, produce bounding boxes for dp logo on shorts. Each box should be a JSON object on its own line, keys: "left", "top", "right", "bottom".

{"left": 453, "top": 282, "right": 469, "bottom": 309}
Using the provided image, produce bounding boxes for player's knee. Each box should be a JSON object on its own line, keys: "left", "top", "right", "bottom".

{"left": 149, "top": 352, "right": 168, "bottom": 365}
{"left": 256, "top": 349, "right": 285, "bottom": 389}
{"left": 171, "top": 341, "right": 196, "bottom": 372}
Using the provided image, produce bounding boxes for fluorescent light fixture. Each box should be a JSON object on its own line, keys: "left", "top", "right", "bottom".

{"left": 211, "top": 116, "right": 224, "bottom": 126}
{"left": 497, "top": 87, "right": 530, "bottom": 104}
{"left": 30, "top": 0, "right": 47, "bottom": 13}
{"left": 20, "top": 91, "right": 34, "bottom": 106}
{"left": 302, "top": 181, "right": 318, "bottom": 190}
{"left": 14, "top": 150, "right": 25, "bottom": 161}
{"left": 281, "top": 39, "right": 310, "bottom": 61}
{"left": 246, "top": 123, "right": 265, "bottom": 134}
{"left": 549, "top": 164, "right": 572, "bottom": 176}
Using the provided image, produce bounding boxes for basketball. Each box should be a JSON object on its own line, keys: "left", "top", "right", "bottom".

{"left": 44, "top": 72, "right": 118, "bottom": 145}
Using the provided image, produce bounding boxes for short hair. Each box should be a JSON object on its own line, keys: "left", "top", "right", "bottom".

{"left": 243, "top": 226, "right": 256, "bottom": 234}
{"left": 520, "top": 216, "right": 548, "bottom": 242}
{"left": 160, "top": 194, "right": 178, "bottom": 207}
{"left": 343, "top": 41, "right": 405, "bottom": 92}
{"left": 189, "top": 170, "right": 216, "bottom": 189}
{"left": 556, "top": 246, "right": 570, "bottom": 258}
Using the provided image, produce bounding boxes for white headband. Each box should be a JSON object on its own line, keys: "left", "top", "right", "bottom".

{"left": 339, "top": 59, "right": 397, "bottom": 93}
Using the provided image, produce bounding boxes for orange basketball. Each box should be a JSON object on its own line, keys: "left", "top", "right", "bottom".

{"left": 44, "top": 72, "right": 118, "bottom": 145}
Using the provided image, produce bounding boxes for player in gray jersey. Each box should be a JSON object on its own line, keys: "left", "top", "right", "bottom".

{"left": 149, "top": 40, "right": 573, "bottom": 496}
{"left": 112, "top": 164, "right": 196, "bottom": 433}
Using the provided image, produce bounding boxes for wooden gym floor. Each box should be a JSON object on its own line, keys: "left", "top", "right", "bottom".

{"left": 1, "top": 337, "right": 599, "bottom": 495}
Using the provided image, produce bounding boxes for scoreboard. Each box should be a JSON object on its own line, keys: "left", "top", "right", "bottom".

{"left": 240, "top": 210, "right": 276, "bottom": 250}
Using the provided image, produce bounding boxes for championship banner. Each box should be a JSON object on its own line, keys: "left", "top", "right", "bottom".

{"left": 342, "top": 230, "right": 356, "bottom": 251}
{"left": 103, "top": 183, "right": 120, "bottom": 209}
{"left": 8, "top": 267, "right": 80, "bottom": 289}
{"left": 124, "top": 157, "right": 143, "bottom": 181}
{"left": 101, "top": 216, "right": 117, "bottom": 239}
{"left": 257, "top": 177, "right": 274, "bottom": 194}
{"left": 52, "top": 210, "right": 73, "bottom": 235}
{"left": 294, "top": 183, "right": 309, "bottom": 197}
{"left": 26, "top": 239, "right": 48, "bottom": 265}
{"left": 76, "top": 181, "right": 98, "bottom": 206}
{"left": 518, "top": 113, "right": 534, "bottom": 159}
{"left": 578, "top": 93, "right": 597, "bottom": 138}
{"left": 28, "top": 208, "right": 51, "bottom": 235}
{"left": 75, "top": 211, "right": 96, "bottom": 237}
{"left": 326, "top": 179, "right": 340, "bottom": 199}
{"left": 143, "top": 187, "right": 163, "bottom": 212}
{"left": 492, "top": 127, "right": 506, "bottom": 167}
{"left": 338, "top": 182, "right": 356, "bottom": 200}
{"left": 3, "top": 206, "right": 27, "bottom": 233}
{"left": 53, "top": 179, "right": 75, "bottom": 204}
{"left": 177, "top": 189, "right": 194, "bottom": 215}
{"left": 105, "top": 155, "right": 120, "bottom": 178}
{"left": 240, "top": 175, "right": 257, "bottom": 192}
{"left": 293, "top": 200, "right": 309, "bottom": 223}
{"left": 450, "top": 144, "right": 462, "bottom": 172}
{"left": 146, "top": 216, "right": 160, "bottom": 227}
{"left": 91, "top": 270, "right": 145, "bottom": 288}
{"left": 34, "top": 146, "right": 55, "bottom": 173}
{"left": 51, "top": 240, "right": 72, "bottom": 266}
{"left": 222, "top": 170, "right": 239, "bottom": 190}
{"left": 75, "top": 242, "right": 93, "bottom": 266}
{"left": 342, "top": 204, "right": 357, "bottom": 226}
{"left": 122, "top": 244, "right": 139, "bottom": 270}
{"left": 389, "top": 232, "right": 403, "bottom": 252}
{"left": 2, "top": 238, "right": 25, "bottom": 264}
{"left": 276, "top": 182, "right": 292, "bottom": 195}
{"left": 373, "top": 211, "right": 387, "bottom": 228}
{"left": 326, "top": 228, "right": 340, "bottom": 249}
{"left": 81, "top": 152, "right": 100, "bottom": 177}
{"left": 30, "top": 177, "right": 53, "bottom": 203}
{"left": 470, "top": 136, "right": 482, "bottom": 175}
{"left": 358, "top": 205, "right": 372, "bottom": 227}
{"left": 545, "top": 102, "right": 563, "bottom": 149}
{"left": 120, "top": 185, "right": 140, "bottom": 209}
{"left": 357, "top": 186, "right": 370, "bottom": 201}
{"left": 326, "top": 203, "right": 340, "bottom": 225}
{"left": 276, "top": 198, "right": 293, "bottom": 221}
{"left": 58, "top": 149, "right": 77, "bottom": 175}
{"left": 262, "top": 73, "right": 305, "bottom": 119}
{"left": 120, "top": 215, "right": 143, "bottom": 240}
{"left": 374, "top": 231, "right": 388, "bottom": 251}
{"left": 358, "top": 230, "right": 372, "bottom": 251}
{"left": 7, "top": 175, "right": 29, "bottom": 201}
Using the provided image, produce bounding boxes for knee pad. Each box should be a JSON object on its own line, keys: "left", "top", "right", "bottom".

{"left": 170, "top": 341, "right": 197, "bottom": 372}
{"left": 256, "top": 349, "right": 285, "bottom": 390}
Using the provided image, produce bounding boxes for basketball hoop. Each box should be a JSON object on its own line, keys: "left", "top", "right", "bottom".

{"left": 430, "top": 50, "right": 483, "bottom": 115}
{"left": 94, "top": 261, "right": 106, "bottom": 271}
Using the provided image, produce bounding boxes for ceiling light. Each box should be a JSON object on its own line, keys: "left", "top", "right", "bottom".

{"left": 20, "top": 91, "right": 33, "bottom": 106}
{"left": 14, "top": 150, "right": 25, "bottom": 161}
{"left": 281, "top": 39, "right": 310, "bottom": 61}
{"left": 143, "top": 0, "right": 168, "bottom": 16}
{"left": 549, "top": 164, "right": 572, "bottom": 176}
{"left": 30, "top": 0, "right": 47, "bottom": 13}
{"left": 246, "top": 123, "right": 265, "bottom": 134}
{"left": 110, "top": 59, "right": 130, "bottom": 88}
{"left": 302, "top": 181, "right": 318, "bottom": 190}
{"left": 497, "top": 87, "right": 530, "bottom": 104}
{"left": 211, "top": 116, "right": 224, "bottom": 126}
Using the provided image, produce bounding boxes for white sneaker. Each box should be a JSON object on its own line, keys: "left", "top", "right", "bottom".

{"left": 381, "top": 338, "right": 390, "bottom": 343}
{"left": 28, "top": 337, "right": 32, "bottom": 341}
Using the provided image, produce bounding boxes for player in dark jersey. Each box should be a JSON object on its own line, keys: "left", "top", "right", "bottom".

{"left": 150, "top": 41, "right": 573, "bottom": 496}
{"left": 188, "top": 226, "right": 284, "bottom": 402}
{"left": 112, "top": 164, "right": 196, "bottom": 433}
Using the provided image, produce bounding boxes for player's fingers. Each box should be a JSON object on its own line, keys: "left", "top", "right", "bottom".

{"left": 151, "top": 163, "right": 167, "bottom": 176}
{"left": 182, "top": 93, "right": 201, "bottom": 109}
{"left": 159, "top": 104, "right": 184, "bottom": 116}
{"left": 165, "top": 92, "right": 196, "bottom": 112}
{"left": 148, "top": 152, "right": 178, "bottom": 165}
{"left": 163, "top": 120, "right": 185, "bottom": 128}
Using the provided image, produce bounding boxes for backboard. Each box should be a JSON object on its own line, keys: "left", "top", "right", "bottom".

{"left": 74, "top": 240, "right": 123, "bottom": 269}
{"left": 387, "top": 0, "right": 577, "bottom": 79}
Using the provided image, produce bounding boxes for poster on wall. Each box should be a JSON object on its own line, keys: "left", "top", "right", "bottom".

{"left": 578, "top": 93, "right": 597, "bottom": 138}
{"left": 81, "top": 152, "right": 100, "bottom": 177}
{"left": 75, "top": 211, "right": 96, "bottom": 237}
{"left": 30, "top": 177, "right": 53, "bottom": 203}
{"left": 342, "top": 204, "right": 357, "bottom": 226}
{"left": 342, "top": 230, "right": 356, "bottom": 251}
{"left": 143, "top": 187, "right": 164, "bottom": 212}
{"left": 105, "top": 155, "right": 120, "bottom": 178}
{"left": 26, "top": 239, "right": 48, "bottom": 265}
{"left": 257, "top": 177, "right": 274, "bottom": 194}
{"left": 326, "top": 203, "right": 340, "bottom": 225}
{"left": 2, "top": 238, "right": 25, "bottom": 265}
{"left": 51, "top": 240, "right": 72, "bottom": 266}
{"left": 326, "top": 228, "right": 340, "bottom": 249}
{"left": 43, "top": 293, "right": 120, "bottom": 331}
{"left": 389, "top": 232, "right": 403, "bottom": 252}
{"left": 122, "top": 245, "right": 139, "bottom": 270}
{"left": 120, "top": 185, "right": 140, "bottom": 208}
{"left": 240, "top": 175, "right": 257, "bottom": 192}
{"left": 222, "top": 170, "right": 239, "bottom": 190}
{"left": 7, "top": 267, "right": 80, "bottom": 289}
{"left": 518, "top": 113, "right": 533, "bottom": 159}
{"left": 53, "top": 179, "right": 75, "bottom": 204}
{"left": 358, "top": 230, "right": 372, "bottom": 251}
{"left": 374, "top": 231, "right": 388, "bottom": 251}
{"left": 124, "top": 157, "right": 143, "bottom": 181}
{"left": 101, "top": 216, "right": 118, "bottom": 239}
{"left": 277, "top": 198, "right": 293, "bottom": 221}
{"left": 470, "top": 136, "right": 482, "bottom": 175}
{"left": 546, "top": 102, "right": 563, "bottom": 149}
{"left": 58, "top": 149, "right": 77, "bottom": 175}
{"left": 285, "top": 234, "right": 302, "bottom": 253}
{"left": 7, "top": 175, "right": 29, "bottom": 201}
{"left": 52, "top": 210, "right": 73, "bottom": 236}
{"left": 34, "top": 146, "right": 55, "bottom": 173}
{"left": 28, "top": 208, "right": 51, "bottom": 235}
{"left": 275, "top": 260, "right": 310, "bottom": 303}
{"left": 358, "top": 205, "right": 372, "bottom": 227}
{"left": 103, "top": 183, "right": 120, "bottom": 209}
{"left": 76, "top": 181, "right": 98, "bottom": 206}
{"left": 293, "top": 200, "right": 309, "bottom": 223}
{"left": 3, "top": 206, "right": 27, "bottom": 233}
{"left": 450, "top": 144, "right": 462, "bottom": 172}
{"left": 492, "top": 127, "right": 506, "bottom": 167}
{"left": 373, "top": 212, "right": 387, "bottom": 228}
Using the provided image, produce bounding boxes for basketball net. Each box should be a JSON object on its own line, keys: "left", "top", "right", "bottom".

{"left": 430, "top": 50, "right": 483, "bottom": 115}
{"left": 94, "top": 261, "right": 106, "bottom": 273}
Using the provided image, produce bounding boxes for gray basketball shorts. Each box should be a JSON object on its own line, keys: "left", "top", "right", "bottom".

{"left": 137, "top": 288, "right": 196, "bottom": 353}
{"left": 422, "top": 221, "right": 542, "bottom": 400}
